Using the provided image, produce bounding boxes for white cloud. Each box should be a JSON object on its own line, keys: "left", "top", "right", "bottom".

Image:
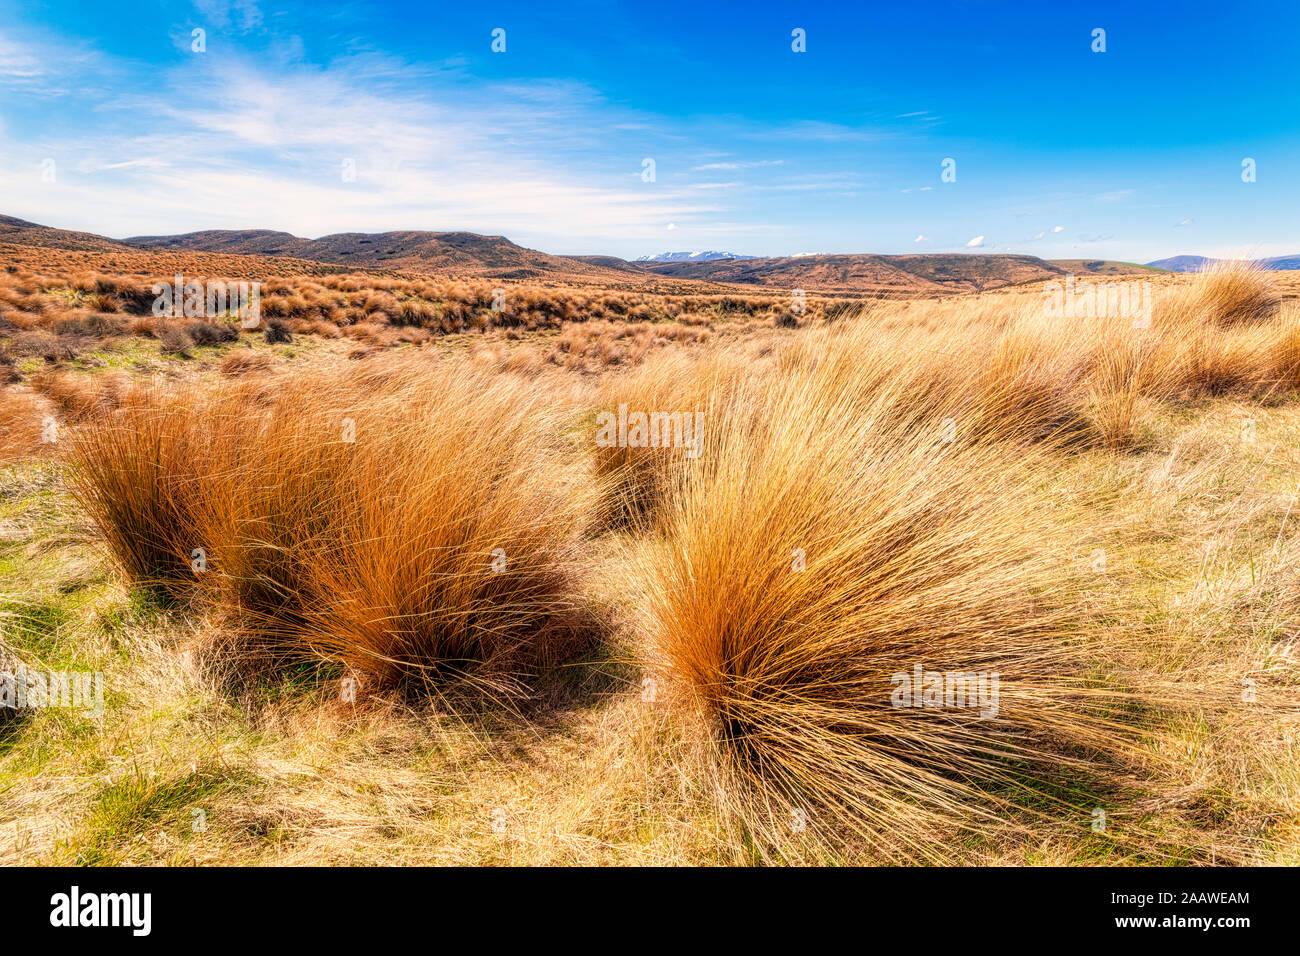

{"left": 0, "top": 53, "right": 726, "bottom": 249}
{"left": 913, "top": 234, "right": 928, "bottom": 243}
{"left": 965, "top": 235, "right": 985, "bottom": 248}
{"left": 0, "top": 31, "right": 108, "bottom": 95}
{"left": 1051, "top": 225, "right": 1064, "bottom": 233}
{"left": 0, "top": 36, "right": 44, "bottom": 81}
{"left": 0, "top": 25, "right": 953, "bottom": 255}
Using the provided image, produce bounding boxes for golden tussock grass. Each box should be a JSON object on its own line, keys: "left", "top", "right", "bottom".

{"left": 629, "top": 350, "right": 1156, "bottom": 858}
{"left": 66, "top": 385, "right": 217, "bottom": 587}
{"left": 0, "top": 255, "right": 847, "bottom": 371}
{"left": 590, "top": 351, "right": 748, "bottom": 526}
{"left": 66, "top": 358, "right": 600, "bottom": 698}
{"left": 1197, "top": 259, "right": 1281, "bottom": 326}
{"left": 18, "top": 262, "right": 1300, "bottom": 861}
{"left": 0, "top": 389, "right": 52, "bottom": 461}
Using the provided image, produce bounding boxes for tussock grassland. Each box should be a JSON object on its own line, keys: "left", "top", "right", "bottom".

{"left": 0, "top": 258, "right": 849, "bottom": 374}
{"left": 2, "top": 264, "right": 1299, "bottom": 864}
{"left": 594, "top": 267, "right": 1299, "bottom": 527}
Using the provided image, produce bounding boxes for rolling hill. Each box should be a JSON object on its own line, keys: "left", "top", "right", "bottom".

{"left": 1147, "top": 254, "right": 1300, "bottom": 272}
{"left": 0, "top": 213, "right": 1159, "bottom": 295}
{"left": 625, "top": 252, "right": 1145, "bottom": 295}
{"left": 0, "top": 214, "right": 134, "bottom": 253}
{"left": 123, "top": 228, "right": 632, "bottom": 281}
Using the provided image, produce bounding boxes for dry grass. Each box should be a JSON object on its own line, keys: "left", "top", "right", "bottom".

{"left": 0, "top": 389, "right": 51, "bottom": 460}
{"left": 0, "top": 252, "right": 852, "bottom": 379}
{"left": 591, "top": 351, "right": 748, "bottom": 525}
{"left": 628, "top": 347, "right": 1154, "bottom": 858}
{"left": 30, "top": 368, "right": 130, "bottom": 421}
{"left": 1197, "top": 259, "right": 1281, "bottom": 326}
{"left": 4, "top": 261, "right": 1300, "bottom": 865}
{"left": 65, "top": 358, "right": 600, "bottom": 696}
{"left": 65, "top": 385, "right": 216, "bottom": 587}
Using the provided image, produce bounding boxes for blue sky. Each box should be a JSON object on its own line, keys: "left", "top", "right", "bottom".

{"left": 1, "top": 0, "right": 1297, "bottom": 261}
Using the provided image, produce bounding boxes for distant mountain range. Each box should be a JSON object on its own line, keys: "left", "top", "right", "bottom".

{"left": 0, "top": 213, "right": 1170, "bottom": 296}
{"left": 122, "top": 227, "right": 623, "bottom": 280}
{"left": 628, "top": 252, "right": 1081, "bottom": 293}
{"left": 633, "top": 251, "right": 756, "bottom": 263}
{"left": 1146, "top": 254, "right": 1300, "bottom": 272}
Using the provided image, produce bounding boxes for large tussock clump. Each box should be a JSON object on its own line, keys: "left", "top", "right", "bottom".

{"left": 632, "top": 350, "right": 1144, "bottom": 855}
{"left": 1196, "top": 260, "right": 1280, "bottom": 327}
{"left": 68, "top": 357, "right": 598, "bottom": 696}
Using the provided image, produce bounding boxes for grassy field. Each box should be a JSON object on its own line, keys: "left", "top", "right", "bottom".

{"left": 2, "top": 256, "right": 1299, "bottom": 865}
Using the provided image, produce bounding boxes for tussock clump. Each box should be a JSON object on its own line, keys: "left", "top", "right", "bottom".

{"left": 218, "top": 349, "right": 273, "bottom": 377}
{"left": 633, "top": 353, "right": 1144, "bottom": 856}
{"left": 185, "top": 320, "right": 239, "bottom": 347}
{"left": 68, "top": 358, "right": 599, "bottom": 696}
{"left": 263, "top": 319, "right": 293, "bottom": 344}
{"left": 67, "top": 385, "right": 217, "bottom": 590}
{"left": 1197, "top": 260, "right": 1280, "bottom": 326}
{"left": 1085, "top": 341, "right": 1149, "bottom": 451}
{"left": 84, "top": 292, "right": 120, "bottom": 313}
{"left": 31, "top": 369, "right": 130, "bottom": 421}
{"left": 294, "top": 365, "right": 597, "bottom": 694}
{"left": 157, "top": 324, "right": 192, "bottom": 355}
{"left": 0, "top": 348, "right": 21, "bottom": 385}
{"left": 1268, "top": 306, "right": 1300, "bottom": 390}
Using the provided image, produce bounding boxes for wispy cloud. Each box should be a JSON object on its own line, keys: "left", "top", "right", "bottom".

{"left": 691, "top": 160, "right": 784, "bottom": 171}
{"left": 0, "top": 31, "right": 109, "bottom": 96}
{"left": 0, "top": 46, "right": 732, "bottom": 249}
